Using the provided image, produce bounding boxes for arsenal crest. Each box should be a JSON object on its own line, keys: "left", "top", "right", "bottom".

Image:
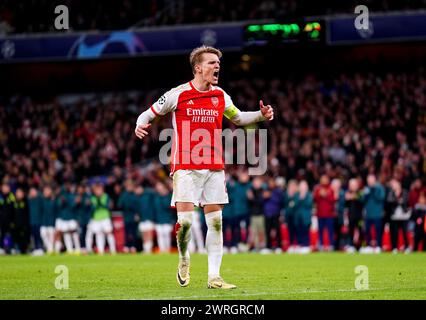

{"left": 211, "top": 96, "right": 219, "bottom": 107}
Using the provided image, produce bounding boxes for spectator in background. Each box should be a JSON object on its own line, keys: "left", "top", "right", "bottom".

{"left": 263, "top": 177, "right": 283, "bottom": 253}
{"left": 313, "top": 175, "right": 336, "bottom": 251}
{"left": 387, "top": 179, "right": 411, "bottom": 253}
{"left": 412, "top": 193, "right": 426, "bottom": 252}
{"left": 55, "top": 183, "right": 81, "bottom": 254}
{"left": 331, "top": 178, "right": 346, "bottom": 251}
{"left": 362, "top": 174, "right": 385, "bottom": 253}
{"left": 284, "top": 180, "right": 298, "bottom": 253}
{"left": 345, "top": 178, "right": 364, "bottom": 253}
{"left": 89, "top": 182, "right": 116, "bottom": 255}
{"left": 75, "top": 183, "right": 92, "bottom": 253}
{"left": 118, "top": 179, "right": 138, "bottom": 253}
{"left": 408, "top": 179, "right": 425, "bottom": 209}
{"left": 13, "top": 188, "right": 29, "bottom": 254}
{"left": 222, "top": 175, "right": 238, "bottom": 254}
{"left": 40, "top": 185, "right": 56, "bottom": 255}
{"left": 136, "top": 185, "right": 155, "bottom": 254}
{"left": 28, "top": 187, "right": 43, "bottom": 255}
{"left": 247, "top": 177, "right": 266, "bottom": 252}
{"left": 0, "top": 183, "right": 16, "bottom": 254}
{"left": 295, "top": 180, "right": 313, "bottom": 254}
{"left": 232, "top": 171, "right": 251, "bottom": 250}
{"left": 153, "top": 182, "right": 174, "bottom": 253}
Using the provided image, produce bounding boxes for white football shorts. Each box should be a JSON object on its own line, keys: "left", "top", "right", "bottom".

{"left": 55, "top": 219, "right": 78, "bottom": 232}
{"left": 138, "top": 220, "right": 154, "bottom": 233}
{"left": 171, "top": 169, "right": 228, "bottom": 207}
{"left": 88, "top": 218, "right": 113, "bottom": 234}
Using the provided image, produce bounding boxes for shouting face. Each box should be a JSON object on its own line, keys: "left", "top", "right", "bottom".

{"left": 196, "top": 53, "right": 220, "bottom": 86}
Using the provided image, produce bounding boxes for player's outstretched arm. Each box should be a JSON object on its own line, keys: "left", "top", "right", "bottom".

{"left": 226, "top": 100, "right": 274, "bottom": 126}
{"left": 135, "top": 108, "right": 155, "bottom": 139}
{"left": 135, "top": 89, "right": 179, "bottom": 139}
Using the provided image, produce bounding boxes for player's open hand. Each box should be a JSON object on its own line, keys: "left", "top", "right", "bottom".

{"left": 260, "top": 100, "right": 274, "bottom": 121}
{"left": 135, "top": 123, "right": 151, "bottom": 139}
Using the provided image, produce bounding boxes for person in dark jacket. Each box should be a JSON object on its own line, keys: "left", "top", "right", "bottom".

{"left": 331, "top": 178, "right": 346, "bottom": 251}
{"left": 136, "top": 185, "right": 155, "bottom": 254}
{"left": 263, "top": 177, "right": 284, "bottom": 252}
{"left": 117, "top": 179, "right": 138, "bottom": 253}
{"left": 222, "top": 176, "right": 239, "bottom": 253}
{"left": 345, "top": 178, "right": 364, "bottom": 252}
{"left": 295, "top": 180, "right": 313, "bottom": 253}
{"left": 412, "top": 193, "right": 426, "bottom": 252}
{"left": 55, "top": 183, "right": 81, "bottom": 254}
{"left": 28, "top": 187, "right": 43, "bottom": 254}
{"left": 247, "top": 177, "right": 266, "bottom": 251}
{"left": 284, "top": 180, "right": 298, "bottom": 252}
{"left": 0, "top": 183, "right": 16, "bottom": 255}
{"left": 40, "top": 185, "right": 56, "bottom": 254}
{"left": 13, "top": 188, "right": 30, "bottom": 254}
{"left": 75, "top": 184, "right": 92, "bottom": 252}
{"left": 232, "top": 171, "right": 251, "bottom": 247}
{"left": 386, "top": 179, "right": 411, "bottom": 253}
{"left": 362, "top": 174, "right": 385, "bottom": 252}
{"left": 153, "top": 182, "right": 174, "bottom": 253}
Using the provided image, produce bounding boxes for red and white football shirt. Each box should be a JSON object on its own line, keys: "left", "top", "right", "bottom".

{"left": 150, "top": 81, "right": 234, "bottom": 174}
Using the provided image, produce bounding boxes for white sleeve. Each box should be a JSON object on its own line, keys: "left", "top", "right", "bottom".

{"left": 136, "top": 88, "right": 179, "bottom": 126}
{"left": 136, "top": 108, "right": 156, "bottom": 126}
{"left": 222, "top": 90, "right": 265, "bottom": 126}
{"left": 231, "top": 110, "right": 265, "bottom": 126}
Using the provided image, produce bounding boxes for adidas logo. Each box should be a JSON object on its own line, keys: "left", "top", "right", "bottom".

{"left": 187, "top": 100, "right": 194, "bottom": 105}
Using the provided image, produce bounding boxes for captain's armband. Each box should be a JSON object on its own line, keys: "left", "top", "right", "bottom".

{"left": 224, "top": 105, "right": 240, "bottom": 120}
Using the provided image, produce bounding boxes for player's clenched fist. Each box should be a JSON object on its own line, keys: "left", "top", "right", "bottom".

{"left": 135, "top": 123, "right": 151, "bottom": 139}
{"left": 260, "top": 100, "right": 274, "bottom": 121}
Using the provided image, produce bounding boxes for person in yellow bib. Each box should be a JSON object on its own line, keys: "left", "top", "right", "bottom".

{"left": 88, "top": 182, "right": 116, "bottom": 255}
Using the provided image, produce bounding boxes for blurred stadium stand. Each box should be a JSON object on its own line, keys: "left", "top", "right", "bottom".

{"left": 1, "top": 0, "right": 426, "bottom": 34}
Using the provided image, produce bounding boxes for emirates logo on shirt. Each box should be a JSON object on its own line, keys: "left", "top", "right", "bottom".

{"left": 211, "top": 97, "right": 219, "bottom": 108}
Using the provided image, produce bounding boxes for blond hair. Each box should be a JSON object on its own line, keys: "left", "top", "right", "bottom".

{"left": 189, "top": 46, "right": 222, "bottom": 74}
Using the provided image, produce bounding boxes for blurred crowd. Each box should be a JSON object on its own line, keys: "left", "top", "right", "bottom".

{"left": 223, "top": 171, "right": 426, "bottom": 254}
{"left": 1, "top": 170, "right": 426, "bottom": 255}
{"left": 1, "top": 0, "right": 425, "bottom": 34}
{"left": 0, "top": 178, "right": 176, "bottom": 255}
{"left": 1, "top": 68, "right": 426, "bottom": 254}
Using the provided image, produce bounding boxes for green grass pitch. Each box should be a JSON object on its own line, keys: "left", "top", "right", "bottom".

{"left": 1, "top": 253, "right": 426, "bottom": 300}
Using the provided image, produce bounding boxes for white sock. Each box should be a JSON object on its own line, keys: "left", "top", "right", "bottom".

{"left": 40, "top": 228, "right": 48, "bottom": 251}
{"left": 176, "top": 211, "right": 193, "bottom": 262}
{"left": 47, "top": 228, "right": 55, "bottom": 253}
{"left": 155, "top": 226, "right": 163, "bottom": 252}
{"left": 55, "top": 240, "right": 62, "bottom": 254}
{"left": 63, "top": 233, "right": 73, "bottom": 253}
{"left": 96, "top": 232, "right": 105, "bottom": 254}
{"left": 86, "top": 230, "right": 93, "bottom": 252}
{"left": 164, "top": 225, "right": 172, "bottom": 252}
{"left": 72, "top": 232, "right": 81, "bottom": 252}
{"left": 144, "top": 240, "right": 153, "bottom": 253}
{"left": 107, "top": 234, "right": 116, "bottom": 254}
{"left": 205, "top": 211, "right": 223, "bottom": 279}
